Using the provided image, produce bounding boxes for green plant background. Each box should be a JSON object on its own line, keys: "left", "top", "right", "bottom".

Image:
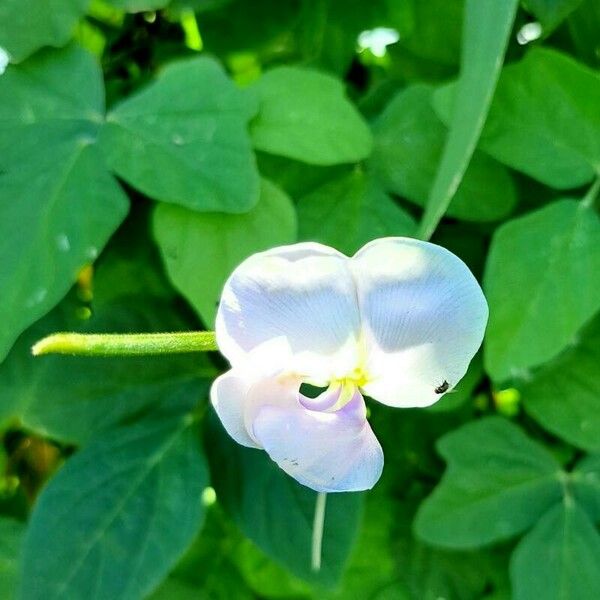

{"left": 1, "top": 0, "right": 600, "bottom": 598}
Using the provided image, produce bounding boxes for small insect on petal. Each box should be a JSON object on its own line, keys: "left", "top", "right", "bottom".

{"left": 435, "top": 380, "right": 450, "bottom": 394}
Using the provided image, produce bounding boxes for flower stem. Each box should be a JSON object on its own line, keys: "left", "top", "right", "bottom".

{"left": 581, "top": 176, "right": 600, "bottom": 208}
{"left": 311, "top": 492, "right": 327, "bottom": 572}
{"left": 32, "top": 331, "right": 218, "bottom": 357}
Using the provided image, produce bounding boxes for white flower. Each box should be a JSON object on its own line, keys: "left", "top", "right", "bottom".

{"left": 0, "top": 47, "right": 10, "bottom": 75}
{"left": 210, "top": 238, "right": 488, "bottom": 492}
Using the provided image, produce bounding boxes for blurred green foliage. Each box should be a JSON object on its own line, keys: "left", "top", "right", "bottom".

{"left": 0, "top": 0, "right": 600, "bottom": 599}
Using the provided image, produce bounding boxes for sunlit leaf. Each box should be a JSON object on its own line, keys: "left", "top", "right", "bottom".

{"left": 100, "top": 57, "right": 260, "bottom": 213}
{"left": 105, "top": 0, "right": 170, "bottom": 10}
{"left": 153, "top": 178, "right": 296, "bottom": 327}
{"left": 232, "top": 538, "right": 313, "bottom": 598}
{"left": 249, "top": 66, "right": 372, "bottom": 165}
{"left": 484, "top": 200, "right": 600, "bottom": 382}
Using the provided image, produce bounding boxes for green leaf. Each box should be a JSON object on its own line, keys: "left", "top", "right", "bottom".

{"left": 521, "top": 315, "right": 600, "bottom": 451}
{"left": 101, "top": 56, "right": 259, "bottom": 213}
{"left": 522, "top": 0, "right": 585, "bottom": 33}
{"left": 321, "top": 494, "right": 410, "bottom": 600}
{"left": 298, "top": 0, "right": 412, "bottom": 76}
{"left": 0, "top": 518, "right": 24, "bottom": 599}
{"left": 383, "top": 494, "right": 501, "bottom": 600}
{"left": 510, "top": 501, "right": 600, "bottom": 600}
{"left": 435, "top": 48, "right": 600, "bottom": 188}
{"left": 399, "top": 541, "right": 495, "bottom": 600}
{"left": 232, "top": 538, "right": 313, "bottom": 598}
{"left": 105, "top": 0, "right": 170, "bottom": 10}
{"left": 484, "top": 200, "right": 600, "bottom": 382}
{"left": 256, "top": 153, "right": 351, "bottom": 199}
{"left": 4, "top": 304, "right": 210, "bottom": 445}
{"left": 394, "top": 0, "right": 462, "bottom": 67}
{"left": 568, "top": 0, "right": 600, "bottom": 69}
{"left": 417, "top": 0, "right": 519, "bottom": 240}
{"left": 370, "top": 84, "right": 516, "bottom": 223}
{"left": 0, "top": 0, "right": 88, "bottom": 62}
{"left": 86, "top": 210, "right": 178, "bottom": 304}
{"left": 297, "top": 170, "right": 416, "bottom": 256}
{"left": 431, "top": 221, "right": 488, "bottom": 280}
{"left": 153, "top": 178, "right": 297, "bottom": 327}
{"left": 0, "top": 217, "right": 213, "bottom": 443}
{"left": 205, "top": 414, "right": 364, "bottom": 586}
{"left": 150, "top": 506, "right": 254, "bottom": 600}
{"left": 196, "top": 0, "right": 301, "bottom": 57}
{"left": 249, "top": 66, "right": 372, "bottom": 165}
{"left": 0, "top": 46, "right": 129, "bottom": 363}
{"left": 572, "top": 454, "right": 600, "bottom": 523}
{"left": 149, "top": 579, "right": 209, "bottom": 600}
{"left": 19, "top": 411, "right": 209, "bottom": 600}
{"left": 414, "top": 417, "right": 563, "bottom": 549}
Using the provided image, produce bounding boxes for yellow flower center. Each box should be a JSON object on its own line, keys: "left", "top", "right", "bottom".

{"left": 331, "top": 365, "right": 370, "bottom": 390}
{"left": 325, "top": 366, "right": 371, "bottom": 411}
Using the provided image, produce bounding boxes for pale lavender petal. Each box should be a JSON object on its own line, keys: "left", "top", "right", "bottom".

{"left": 252, "top": 390, "right": 384, "bottom": 493}
{"left": 298, "top": 385, "right": 341, "bottom": 411}
{"left": 210, "top": 366, "right": 300, "bottom": 449}
{"left": 210, "top": 370, "right": 259, "bottom": 448}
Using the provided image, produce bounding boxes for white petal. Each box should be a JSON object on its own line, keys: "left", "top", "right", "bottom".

{"left": 0, "top": 47, "right": 9, "bottom": 75}
{"left": 210, "top": 370, "right": 260, "bottom": 448}
{"left": 210, "top": 358, "right": 300, "bottom": 449}
{"left": 351, "top": 237, "right": 488, "bottom": 408}
{"left": 216, "top": 242, "right": 360, "bottom": 382}
{"left": 252, "top": 389, "right": 384, "bottom": 493}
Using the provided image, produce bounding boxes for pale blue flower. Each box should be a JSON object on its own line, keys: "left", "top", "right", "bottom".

{"left": 211, "top": 238, "right": 488, "bottom": 492}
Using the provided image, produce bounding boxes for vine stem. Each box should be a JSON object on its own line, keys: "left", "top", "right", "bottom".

{"left": 311, "top": 492, "right": 327, "bottom": 572}
{"left": 581, "top": 176, "right": 600, "bottom": 208}
{"left": 32, "top": 331, "right": 218, "bottom": 357}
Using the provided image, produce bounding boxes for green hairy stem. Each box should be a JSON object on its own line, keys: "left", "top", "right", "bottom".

{"left": 32, "top": 331, "right": 218, "bottom": 357}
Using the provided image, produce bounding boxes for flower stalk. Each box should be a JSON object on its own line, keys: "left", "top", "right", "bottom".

{"left": 581, "top": 176, "right": 600, "bottom": 209}
{"left": 311, "top": 492, "right": 327, "bottom": 572}
{"left": 32, "top": 331, "right": 218, "bottom": 357}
